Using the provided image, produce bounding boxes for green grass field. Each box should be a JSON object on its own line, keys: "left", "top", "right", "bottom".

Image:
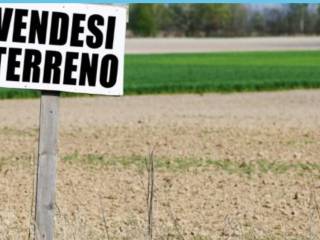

{"left": 125, "top": 51, "right": 320, "bottom": 94}
{"left": 0, "top": 51, "right": 320, "bottom": 98}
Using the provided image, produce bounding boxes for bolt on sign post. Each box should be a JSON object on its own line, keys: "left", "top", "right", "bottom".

{"left": 0, "top": 4, "right": 127, "bottom": 239}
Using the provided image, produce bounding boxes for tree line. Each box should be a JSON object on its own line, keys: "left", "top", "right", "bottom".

{"left": 128, "top": 4, "right": 320, "bottom": 37}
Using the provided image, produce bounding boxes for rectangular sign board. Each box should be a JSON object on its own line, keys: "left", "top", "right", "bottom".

{"left": 0, "top": 4, "right": 127, "bottom": 95}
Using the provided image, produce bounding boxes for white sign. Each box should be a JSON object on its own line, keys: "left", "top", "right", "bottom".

{"left": 0, "top": 4, "right": 127, "bottom": 95}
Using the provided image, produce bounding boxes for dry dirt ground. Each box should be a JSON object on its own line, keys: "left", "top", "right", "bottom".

{"left": 126, "top": 37, "right": 320, "bottom": 54}
{"left": 1, "top": 90, "right": 320, "bottom": 239}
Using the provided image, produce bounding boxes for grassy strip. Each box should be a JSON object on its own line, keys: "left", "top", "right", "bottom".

{"left": 62, "top": 152, "right": 320, "bottom": 175}
{"left": 0, "top": 51, "right": 320, "bottom": 98}
{"left": 0, "top": 152, "right": 319, "bottom": 176}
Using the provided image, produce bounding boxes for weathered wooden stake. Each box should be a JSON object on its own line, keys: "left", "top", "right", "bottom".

{"left": 35, "top": 91, "right": 60, "bottom": 240}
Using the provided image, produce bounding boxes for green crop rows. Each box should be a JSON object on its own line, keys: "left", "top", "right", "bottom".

{"left": 0, "top": 51, "right": 319, "bottom": 98}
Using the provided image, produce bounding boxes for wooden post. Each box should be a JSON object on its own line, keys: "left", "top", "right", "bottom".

{"left": 35, "top": 91, "right": 60, "bottom": 240}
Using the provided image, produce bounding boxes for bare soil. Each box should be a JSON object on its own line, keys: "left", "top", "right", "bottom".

{"left": 1, "top": 90, "right": 320, "bottom": 239}
{"left": 126, "top": 37, "right": 320, "bottom": 54}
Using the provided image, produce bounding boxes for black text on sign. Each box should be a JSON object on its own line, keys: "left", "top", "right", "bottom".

{"left": 0, "top": 4, "right": 127, "bottom": 95}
